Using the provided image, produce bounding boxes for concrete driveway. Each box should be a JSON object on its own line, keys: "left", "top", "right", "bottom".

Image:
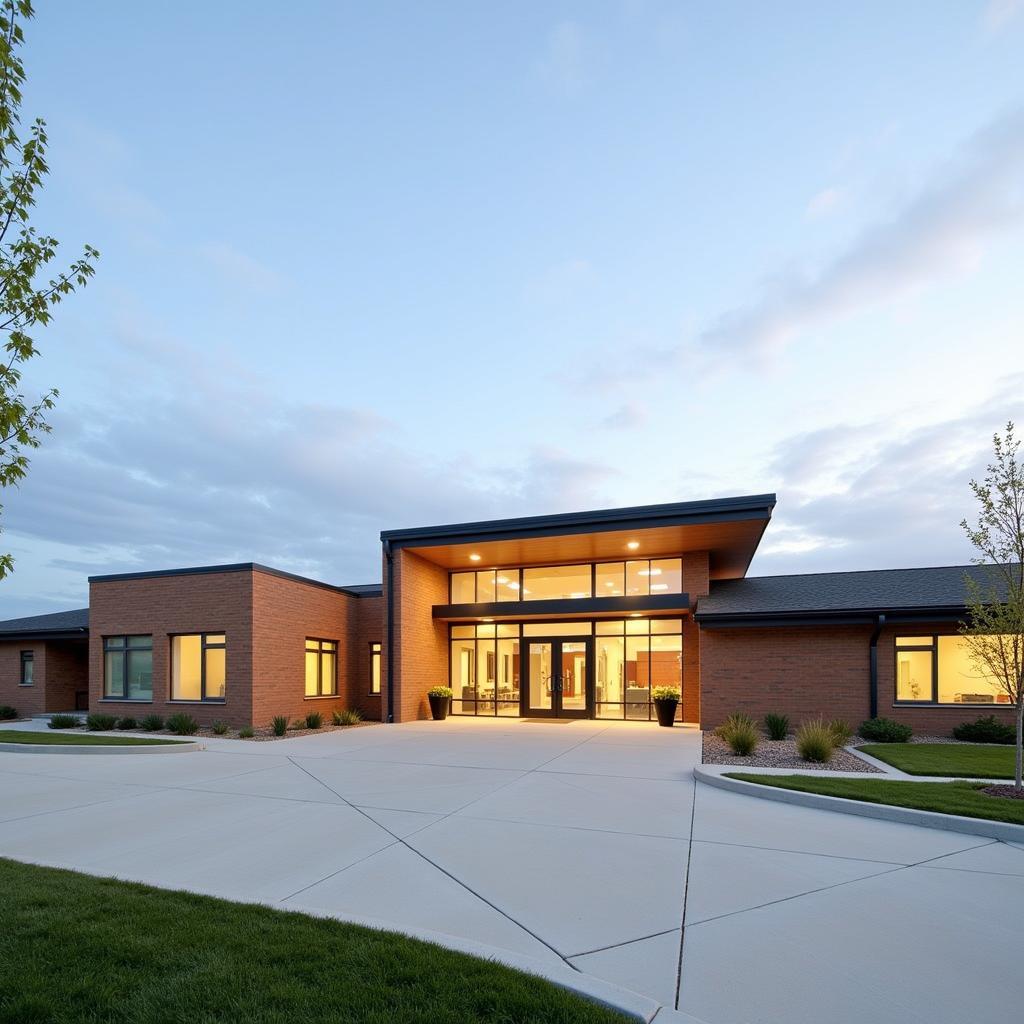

{"left": 1, "top": 717, "right": 1021, "bottom": 1023}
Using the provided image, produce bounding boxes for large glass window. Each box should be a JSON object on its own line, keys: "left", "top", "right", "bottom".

{"left": 522, "top": 565, "right": 592, "bottom": 600}
{"left": 449, "top": 560, "right": 683, "bottom": 603}
{"left": 103, "top": 636, "right": 152, "bottom": 700}
{"left": 450, "top": 619, "right": 682, "bottom": 719}
{"left": 370, "top": 642, "right": 381, "bottom": 694}
{"left": 171, "top": 633, "right": 226, "bottom": 702}
{"left": 896, "top": 634, "right": 1014, "bottom": 705}
{"left": 305, "top": 638, "right": 337, "bottom": 697}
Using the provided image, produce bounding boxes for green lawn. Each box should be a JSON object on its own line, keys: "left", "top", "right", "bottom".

{"left": 725, "top": 773, "right": 1024, "bottom": 825}
{"left": 858, "top": 742, "right": 1017, "bottom": 779}
{"left": 0, "top": 730, "right": 183, "bottom": 746}
{"left": 0, "top": 859, "right": 628, "bottom": 1024}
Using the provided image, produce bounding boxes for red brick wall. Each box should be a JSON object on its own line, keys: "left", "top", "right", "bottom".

{"left": 0, "top": 640, "right": 45, "bottom": 716}
{"left": 44, "top": 640, "right": 89, "bottom": 711}
{"left": 89, "top": 570, "right": 255, "bottom": 728}
{"left": 352, "top": 594, "right": 384, "bottom": 720}
{"left": 681, "top": 552, "right": 708, "bottom": 724}
{"left": 0, "top": 640, "right": 88, "bottom": 717}
{"left": 700, "top": 625, "right": 872, "bottom": 730}
{"left": 700, "top": 619, "right": 1020, "bottom": 736}
{"left": 250, "top": 572, "right": 357, "bottom": 728}
{"left": 877, "top": 622, "right": 1017, "bottom": 733}
{"left": 387, "top": 548, "right": 448, "bottom": 722}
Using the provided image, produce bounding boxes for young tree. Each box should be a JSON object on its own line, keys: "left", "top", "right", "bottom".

{"left": 960, "top": 422, "right": 1024, "bottom": 791}
{"left": 0, "top": 0, "right": 98, "bottom": 578}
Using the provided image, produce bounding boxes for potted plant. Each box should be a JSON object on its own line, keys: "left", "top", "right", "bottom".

{"left": 651, "top": 686, "right": 681, "bottom": 727}
{"left": 427, "top": 685, "right": 453, "bottom": 721}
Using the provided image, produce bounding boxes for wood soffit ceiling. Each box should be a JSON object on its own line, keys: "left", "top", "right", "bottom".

{"left": 405, "top": 519, "right": 767, "bottom": 578}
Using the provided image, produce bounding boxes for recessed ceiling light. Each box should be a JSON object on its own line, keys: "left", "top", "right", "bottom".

{"left": 496, "top": 576, "right": 509, "bottom": 584}
{"left": 507, "top": 581, "right": 520, "bottom": 590}
{"left": 630, "top": 613, "right": 643, "bottom": 618}
{"left": 626, "top": 541, "right": 640, "bottom": 551}
{"left": 469, "top": 553, "right": 481, "bottom": 562}
{"left": 605, "top": 581, "right": 615, "bottom": 587}
{"left": 651, "top": 583, "right": 668, "bottom": 591}
{"left": 481, "top": 617, "right": 494, "bottom": 622}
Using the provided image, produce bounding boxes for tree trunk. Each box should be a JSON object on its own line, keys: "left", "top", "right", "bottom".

{"left": 1017, "top": 697, "right": 1023, "bottom": 793}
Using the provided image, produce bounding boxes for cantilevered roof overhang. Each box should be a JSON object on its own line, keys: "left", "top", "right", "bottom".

{"left": 381, "top": 493, "right": 776, "bottom": 581}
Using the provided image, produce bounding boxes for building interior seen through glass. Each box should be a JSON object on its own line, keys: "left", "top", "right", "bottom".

{"left": 895, "top": 634, "right": 1010, "bottom": 704}
{"left": 450, "top": 619, "right": 683, "bottom": 718}
{"left": 450, "top": 559, "right": 684, "bottom": 603}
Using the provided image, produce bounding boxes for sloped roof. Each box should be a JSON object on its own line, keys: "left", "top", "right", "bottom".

{"left": 696, "top": 564, "right": 1012, "bottom": 623}
{"left": 0, "top": 607, "right": 89, "bottom": 636}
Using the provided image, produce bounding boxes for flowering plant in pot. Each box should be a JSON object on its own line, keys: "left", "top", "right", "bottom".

{"left": 427, "top": 685, "right": 453, "bottom": 720}
{"left": 651, "top": 686, "right": 681, "bottom": 727}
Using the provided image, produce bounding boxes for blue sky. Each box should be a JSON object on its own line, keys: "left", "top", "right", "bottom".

{"left": 2, "top": 0, "right": 1024, "bottom": 616}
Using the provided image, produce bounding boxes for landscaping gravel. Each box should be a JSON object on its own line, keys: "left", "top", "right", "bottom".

{"left": 702, "top": 733, "right": 883, "bottom": 772}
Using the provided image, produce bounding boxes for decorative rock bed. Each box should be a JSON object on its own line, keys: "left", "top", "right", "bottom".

{"left": 702, "top": 733, "right": 883, "bottom": 773}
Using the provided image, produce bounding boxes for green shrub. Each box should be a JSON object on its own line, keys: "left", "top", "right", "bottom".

{"left": 47, "top": 713, "right": 79, "bottom": 730}
{"left": 271, "top": 715, "right": 288, "bottom": 737}
{"left": 764, "top": 713, "right": 789, "bottom": 740}
{"left": 715, "top": 713, "right": 759, "bottom": 756}
{"left": 0, "top": 705, "right": 19, "bottom": 721}
{"left": 238, "top": 725, "right": 255, "bottom": 739}
{"left": 166, "top": 712, "right": 199, "bottom": 736}
{"left": 651, "top": 686, "right": 681, "bottom": 702}
{"left": 858, "top": 717, "right": 913, "bottom": 743}
{"left": 952, "top": 715, "right": 1015, "bottom": 745}
{"left": 140, "top": 714, "right": 164, "bottom": 732}
{"left": 332, "top": 708, "right": 362, "bottom": 726}
{"left": 796, "top": 718, "right": 835, "bottom": 763}
{"left": 827, "top": 718, "right": 853, "bottom": 746}
{"left": 85, "top": 713, "right": 117, "bottom": 732}
{"left": 305, "top": 711, "right": 323, "bottom": 730}
{"left": 211, "top": 720, "right": 229, "bottom": 735}
{"left": 427, "top": 685, "right": 453, "bottom": 698}
{"left": 116, "top": 717, "right": 137, "bottom": 731}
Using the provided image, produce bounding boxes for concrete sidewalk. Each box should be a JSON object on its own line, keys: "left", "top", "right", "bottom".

{"left": 1, "top": 717, "right": 1021, "bottom": 1022}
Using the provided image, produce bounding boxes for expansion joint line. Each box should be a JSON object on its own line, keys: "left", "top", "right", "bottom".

{"left": 674, "top": 773, "right": 698, "bottom": 1010}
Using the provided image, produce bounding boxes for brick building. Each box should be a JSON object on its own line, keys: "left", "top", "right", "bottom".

{"left": 0, "top": 494, "right": 1016, "bottom": 732}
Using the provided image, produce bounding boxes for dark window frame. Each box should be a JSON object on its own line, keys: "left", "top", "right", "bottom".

{"left": 893, "top": 633, "right": 1011, "bottom": 707}
{"left": 369, "top": 641, "right": 381, "bottom": 695}
{"left": 19, "top": 650, "right": 33, "bottom": 686}
{"left": 102, "top": 635, "right": 154, "bottom": 701}
{"left": 305, "top": 637, "right": 338, "bottom": 698}
{"left": 170, "top": 631, "right": 227, "bottom": 703}
{"left": 448, "top": 617, "right": 683, "bottom": 720}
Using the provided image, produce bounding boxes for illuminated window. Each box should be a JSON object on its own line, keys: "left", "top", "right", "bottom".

{"left": 171, "top": 633, "right": 226, "bottom": 702}
{"left": 521, "top": 565, "right": 592, "bottom": 600}
{"left": 305, "top": 638, "right": 337, "bottom": 697}
{"left": 895, "top": 635, "right": 1013, "bottom": 705}
{"left": 370, "top": 642, "right": 381, "bottom": 694}
{"left": 103, "top": 636, "right": 152, "bottom": 700}
{"left": 19, "top": 650, "right": 34, "bottom": 686}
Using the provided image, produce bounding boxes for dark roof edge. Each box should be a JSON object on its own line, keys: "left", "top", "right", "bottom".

{"left": 89, "top": 562, "right": 381, "bottom": 598}
{"left": 381, "top": 493, "right": 777, "bottom": 546}
{"left": 0, "top": 627, "right": 89, "bottom": 639}
{"left": 695, "top": 605, "right": 968, "bottom": 628}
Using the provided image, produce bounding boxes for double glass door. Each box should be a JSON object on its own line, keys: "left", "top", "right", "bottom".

{"left": 524, "top": 638, "right": 590, "bottom": 718}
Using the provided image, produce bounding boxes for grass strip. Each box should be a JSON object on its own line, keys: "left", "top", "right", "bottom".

{"left": 725, "top": 773, "right": 1024, "bottom": 825}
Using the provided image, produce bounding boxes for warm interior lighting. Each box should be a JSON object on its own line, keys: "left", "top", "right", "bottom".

{"left": 496, "top": 576, "right": 509, "bottom": 584}
{"left": 507, "top": 581, "right": 520, "bottom": 590}
{"left": 469, "top": 553, "right": 481, "bottom": 562}
{"left": 630, "top": 613, "right": 643, "bottom": 618}
{"left": 651, "top": 583, "right": 669, "bottom": 591}
{"left": 481, "top": 617, "right": 494, "bottom": 622}
{"left": 626, "top": 541, "right": 640, "bottom": 550}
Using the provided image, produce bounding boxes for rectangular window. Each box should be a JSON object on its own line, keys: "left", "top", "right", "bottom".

{"left": 305, "top": 638, "right": 337, "bottom": 697}
{"left": 370, "top": 642, "right": 381, "bottom": 694}
{"left": 895, "top": 634, "right": 1014, "bottom": 705}
{"left": 171, "top": 633, "right": 226, "bottom": 702}
{"left": 19, "top": 650, "right": 33, "bottom": 686}
{"left": 450, "top": 572, "right": 476, "bottom": 603}
{"left": 103, "top": 636, "right": 153, "bottom": 700}
{"left": 522, "top": 564, "right": 593, "bottom": 601}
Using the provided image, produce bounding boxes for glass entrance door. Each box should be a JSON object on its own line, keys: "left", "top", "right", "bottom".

{"left": 524, "top": 639, "right": 590, "bottom": 718}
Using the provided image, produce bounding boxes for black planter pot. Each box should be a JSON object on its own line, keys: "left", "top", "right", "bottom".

{"left": 654, "top": 698, "right": 678, "bottom": 728}
{"left": 428, "top": 694, "right": 451, "bottom": 721}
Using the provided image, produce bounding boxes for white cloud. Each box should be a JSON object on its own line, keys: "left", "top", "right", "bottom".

{"left": 690, "top": 106, "right": 1024, "bottom": 369}
{"left": 805, "top": 186, "right": 843, "bottom": 219}
{"left": 983, "top": 0, "right": 1023, "bottom": 31}
{"left": 198, "top": 242, "right": 287, "bottom": 292}
{"left": 535, "top": 21, "right": 588, "bottom": 96}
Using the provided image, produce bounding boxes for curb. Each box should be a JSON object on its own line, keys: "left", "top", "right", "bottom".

{"left": 694, "top": 765, "right": 1024, "bottom": 843}
{"left": 0, "top": 740, "right": 203, "bottom": 755}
